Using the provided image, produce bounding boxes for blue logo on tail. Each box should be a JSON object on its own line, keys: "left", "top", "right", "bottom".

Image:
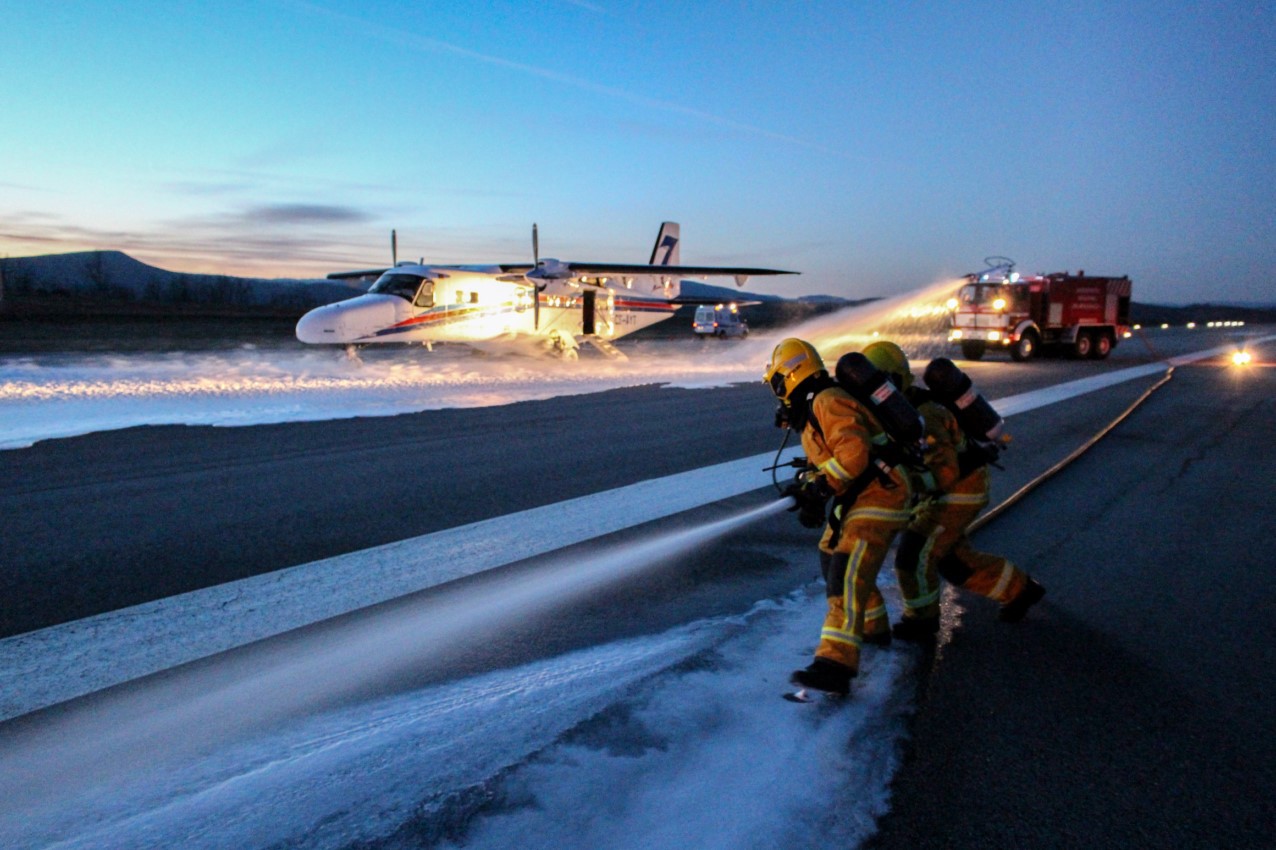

{"left": 655, "top": 235, "right": 678, "bottom": 265}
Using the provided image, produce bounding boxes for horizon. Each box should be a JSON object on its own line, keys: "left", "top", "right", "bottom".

{"left": 2, "top": 2, "right": 1273, "bottom": 304}
{"left": 8, "top": 247, "right": 1276, "bottom": 311}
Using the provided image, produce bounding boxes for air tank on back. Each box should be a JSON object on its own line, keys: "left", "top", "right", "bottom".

{"left": 835, "top": 352, "right": 926, "bottom": 451}
{"left": 922, "top": 357, "right": 1004, "bottom": 443}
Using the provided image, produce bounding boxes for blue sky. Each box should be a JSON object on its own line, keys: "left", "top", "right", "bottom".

{"left": 2, "top": 1, "right": 1272, "bottom": 303}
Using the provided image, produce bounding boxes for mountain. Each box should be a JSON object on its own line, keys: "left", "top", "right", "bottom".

{"left": 0, "top": 252, "right": 861, "bottom": 322}
{"left": 0, "top": 251, "right": 361, "bottom": 318}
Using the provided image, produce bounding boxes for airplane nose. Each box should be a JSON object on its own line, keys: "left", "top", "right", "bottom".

{"left": 295, "top": 304, "right": 347, "bottom": 344}
{"left": 296, "top": 296, "right": 401, "bottom": 344}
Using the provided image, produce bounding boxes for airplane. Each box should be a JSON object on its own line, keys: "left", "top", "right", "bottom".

{"left": 294, "top": 222, "right": 796, "bottom": 358}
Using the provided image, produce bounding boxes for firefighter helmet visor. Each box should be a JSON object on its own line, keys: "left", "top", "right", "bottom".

{"left": 764, "top": 338, "right": 826, "bottom": 402}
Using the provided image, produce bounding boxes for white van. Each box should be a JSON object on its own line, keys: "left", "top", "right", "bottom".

{"left": 692, "top": 303, "right": 748, "bottom": 338}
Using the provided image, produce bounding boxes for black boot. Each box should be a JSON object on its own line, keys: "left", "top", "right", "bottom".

{"left": 862, "top": 629, "right": 893, "bottom": 647}
{"left": 999, "top": 579, "right": 1045, "bottom": 622}
{"left": 789, "top": 658, "right": 854, "bottom": 696}
{"left": 892, "top": 616, "right": 940, "bottom": 642}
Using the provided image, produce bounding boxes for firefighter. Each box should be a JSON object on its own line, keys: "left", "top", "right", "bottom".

{"left": 764, "top": 338, "right": 914, "bottom": 696}
{"left": 860, "top": 340, "right": 1045, "bottom": 639}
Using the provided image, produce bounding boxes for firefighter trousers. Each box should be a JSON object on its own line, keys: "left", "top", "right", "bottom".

{"left": 899, "top": 470, "right": 1028, "bottom": 614}
{"left": 815, "top": 485, "right": 912, "bottom": 673}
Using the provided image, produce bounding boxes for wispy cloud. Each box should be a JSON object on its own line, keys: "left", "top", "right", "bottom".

{"left": 0, "top": 208, "right": 378, "bottom": 277}
{"left": 0, "top": 180, "right": 56, "bottom": 194}
{"left": 558, "top": 0, "right": 607, "bottom": 14}
{"left": 284, "top": 0, "right": 843, "bottom": 158}
{"left": 163, "top": 180, "right": 260, "bottom": 197}
{"left": 239, "top": 203, "right": 373, "bottom": 226}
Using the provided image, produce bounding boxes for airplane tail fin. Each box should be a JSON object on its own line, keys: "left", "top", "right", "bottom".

{"left": 648, "top": 222, "right": 680, "bottom": 266}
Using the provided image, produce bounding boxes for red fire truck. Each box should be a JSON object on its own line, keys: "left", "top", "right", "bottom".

{"left": 946, "top": 261, "right": 1132, "bottom": 361}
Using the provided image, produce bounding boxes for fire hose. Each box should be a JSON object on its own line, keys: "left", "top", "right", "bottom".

{"left": 971, "top": 366, "right": 1174, "bottom": 533}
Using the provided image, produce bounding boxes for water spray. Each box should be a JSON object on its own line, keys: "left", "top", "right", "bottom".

{"left": 0, "top": 497, "right": 795, "bottom": 846}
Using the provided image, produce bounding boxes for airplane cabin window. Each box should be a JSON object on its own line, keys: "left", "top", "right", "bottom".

{"left": 470, "top": 292, "right": 479, "bottom": 304}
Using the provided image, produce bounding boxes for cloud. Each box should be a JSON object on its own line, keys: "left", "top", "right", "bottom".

{"left": 163, "top": 180, "right": 260, "bottom": 197}
{"left": 0, "top": 206, "right": 380, "bottom": 278}
{"left": 238, "top": 203, "right": 374, "bottom": 226}
{"left": 0, "top": 180, "right": 54, "bottom": 193}
{"left": 558, "top": 0, "right": 607, "bottom": 13}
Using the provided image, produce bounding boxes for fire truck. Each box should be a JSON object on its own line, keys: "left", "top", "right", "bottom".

{"left": 947, "top": 260, "right": 1132, "bottom": 361}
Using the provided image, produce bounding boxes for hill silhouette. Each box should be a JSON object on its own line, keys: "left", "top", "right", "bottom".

{"left": 0, "top": 251, "right": 359, "bottom": 318}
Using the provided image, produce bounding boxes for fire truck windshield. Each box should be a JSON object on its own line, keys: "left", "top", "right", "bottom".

{"left": 958, "top": 284, "right": 1024, "bottom": 309}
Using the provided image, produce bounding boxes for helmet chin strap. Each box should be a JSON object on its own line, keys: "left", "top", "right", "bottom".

{"left": 786, "top": 373, "right": 834, "bottom": 431}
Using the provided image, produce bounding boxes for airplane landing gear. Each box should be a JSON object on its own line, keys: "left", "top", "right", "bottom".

{"left": 546, "top": 331, "right": 580, "bottom": 360}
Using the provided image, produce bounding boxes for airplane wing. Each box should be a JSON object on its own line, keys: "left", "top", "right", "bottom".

{"left": 327, "top": 268, "right": 389, "bottom": 281}
{"left": 672, "top": 296, "right": 763, "bottom": 307}
{"left": 558, "top": 263, "right": 796, "bottom": 277}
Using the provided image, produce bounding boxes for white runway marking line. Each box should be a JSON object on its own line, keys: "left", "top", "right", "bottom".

{"left": 2, "top": 337, "right": 1270, "bottom": 721}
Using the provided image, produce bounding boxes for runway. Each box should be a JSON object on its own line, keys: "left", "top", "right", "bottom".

{"left": 869, "top": 353, "right": 1276, "bottom": 849}
{"left": 1, "top": 325, "right": 1271, "bottom": 848}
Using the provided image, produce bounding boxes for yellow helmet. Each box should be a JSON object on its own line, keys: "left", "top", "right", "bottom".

{"left": 862, "top": 340, "right": 913, "bottom": 390}
{"left": 764, "top": 338, "right": 826, "bottom": 401}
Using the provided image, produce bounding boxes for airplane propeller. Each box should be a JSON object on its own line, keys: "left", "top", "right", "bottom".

{"left": 532, "top": 223, "right": 541, "bottom": 330}
{"left": 525, "top": 223, "right": 574, "bottom": 329}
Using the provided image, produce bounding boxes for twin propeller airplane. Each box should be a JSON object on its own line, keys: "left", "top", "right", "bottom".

{"left": 294, "top": 222, "right": 797, "bottom": 358}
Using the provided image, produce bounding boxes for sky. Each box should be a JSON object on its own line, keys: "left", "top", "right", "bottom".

{"left": 2, "top": 0, "right": 1273, "bottom": 304}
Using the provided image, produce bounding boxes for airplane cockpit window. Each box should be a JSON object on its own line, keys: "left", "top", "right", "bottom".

{"left": 370, "top": 273, "right": 426, "bottom": 301}
{"left": 413, "top": 281, "right": 434, "bottom": 308}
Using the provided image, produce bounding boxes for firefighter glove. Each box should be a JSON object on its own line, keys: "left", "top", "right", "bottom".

{"left": 957, "top": 442, "right": 1001, "bottom": 477}
{"left": 783, "top": 474, "right": 831, "bottom": 529}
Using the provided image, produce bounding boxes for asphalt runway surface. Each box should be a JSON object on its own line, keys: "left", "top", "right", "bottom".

{"left": 2, "top": 328, "right": 1273, "bottom": 847}
{"left": 0, "top": 339, "right": 1166, "bottom": 639}
{"left": 870, "top": 355, "right": 1276, "bottom": 848}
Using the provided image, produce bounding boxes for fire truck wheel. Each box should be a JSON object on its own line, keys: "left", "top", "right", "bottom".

{"left": 960, "top": 341, "right": 986, "bottom": 361}
{"left": 1092, "top": 333, "right": 1112, "bottom": 359}
{"left": 1010, "top": 330, "right": 1039, "bottom": 362}
{"left": 1072, "top": 333, "right": 1094, "bottom": 359}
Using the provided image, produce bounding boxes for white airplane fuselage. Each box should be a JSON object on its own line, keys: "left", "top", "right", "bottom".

{"left": 295, "top": 264, "right": 677, "bottom": 346}
{"left": 296, "top": 222, "right": 796, "bottom": 349}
